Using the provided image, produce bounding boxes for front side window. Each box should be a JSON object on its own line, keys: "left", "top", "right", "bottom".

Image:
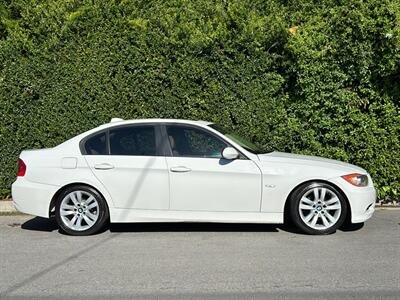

{"left": 110, "top": 126, "right": 156, "bottom": 156}
{"left": 166, "top": 125, "right": 227, "bottom": 158}
{"left": 84, "top": 132, "right": 107, "bottom": 155}
{"left": 208, "top": 124, "right": 265, "bottom": 154}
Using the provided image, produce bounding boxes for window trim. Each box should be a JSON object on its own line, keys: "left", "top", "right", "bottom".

{"left": 160, "top": 123, "right": 249, "bottom": 160}
{"left": 80, "top": 123, "right": 164, "bottom": 156}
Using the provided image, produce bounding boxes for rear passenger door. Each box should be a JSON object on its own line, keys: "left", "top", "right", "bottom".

{"left": 83, "top": 124, "right": 170, "bottom": 210}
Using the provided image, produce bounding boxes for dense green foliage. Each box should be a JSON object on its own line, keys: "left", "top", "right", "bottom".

{"left": 0, "top": 0, "right": 399, "bottom": 200}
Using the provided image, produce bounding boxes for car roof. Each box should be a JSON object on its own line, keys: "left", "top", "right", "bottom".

{"left": 99, "top": 118, "right": 213, "bottom": 128}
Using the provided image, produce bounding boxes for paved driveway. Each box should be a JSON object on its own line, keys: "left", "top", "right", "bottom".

{"left": 0, "top": 210, "right": 399, "bottom": 299}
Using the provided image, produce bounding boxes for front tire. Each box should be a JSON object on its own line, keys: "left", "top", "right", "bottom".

{"left": 289, "top": 182, "right": 347, "bottom": 235}
{"left": 55, "top": 185, "right": 109, "bottom": 235}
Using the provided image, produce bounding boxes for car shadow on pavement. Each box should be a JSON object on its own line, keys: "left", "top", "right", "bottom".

{"left": 109, "top": 222, "right": 365, "bottom": 234}
{"left": 340, "top": 222, "right": 364, "bottom": 231}
{"left": 21, "top": 216, "right": 59, "bottom": 232}
{"left": 110, "top": 222, "right": 284, "bottom": 233}
{"left": 19, "top": 217, "right": 364, "bottom": 235}
{"left": 20, "top": 217, "right": 290, "bottom": 233}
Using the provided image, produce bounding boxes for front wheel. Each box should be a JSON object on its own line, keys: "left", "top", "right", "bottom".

{"left": 55, "top": 185, "right": 109, "bottom": 235}
{"left": 289, "top": 182, "right": 347, "bottom": 235}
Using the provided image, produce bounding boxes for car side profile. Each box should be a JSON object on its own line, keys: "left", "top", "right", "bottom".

{"left": 12, "top": 118, "right": 376, "bottom": 235}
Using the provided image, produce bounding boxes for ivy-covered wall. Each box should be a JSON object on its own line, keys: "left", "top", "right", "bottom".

{"left": 0, "top": 0, "right": 399, "bottom": 200}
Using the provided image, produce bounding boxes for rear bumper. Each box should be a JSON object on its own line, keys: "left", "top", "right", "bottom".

{"left": 329, "top": 177, "right": 376, "bottom": 224}
{"left": 11, "top": 178, "right": 59, "bottom": 218}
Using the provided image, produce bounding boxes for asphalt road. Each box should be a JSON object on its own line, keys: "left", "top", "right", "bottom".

{"left": 0, "top": 210, "right": 399, "bottom": 299}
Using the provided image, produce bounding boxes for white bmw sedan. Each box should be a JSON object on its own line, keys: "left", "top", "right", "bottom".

{"left": 12, "top": 118, "right": 376, "bottom": 235}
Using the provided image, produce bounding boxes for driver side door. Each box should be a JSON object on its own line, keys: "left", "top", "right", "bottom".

{"left": 164, "top": 124, "right": 262, "bottom": 212}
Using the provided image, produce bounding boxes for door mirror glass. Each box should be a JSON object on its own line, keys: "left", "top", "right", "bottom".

{"left": 222, "top": 147, "right": 239, "bottom": 160}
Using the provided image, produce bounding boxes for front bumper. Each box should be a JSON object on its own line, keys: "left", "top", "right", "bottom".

{"left": 348, "top": 187, "right": 376, "bottom": 223}
{"left": 329, "top": 177, "right": 376, "bottom": 224}
{"left": 11, "top": 177, "right": 59, "bottom": 218}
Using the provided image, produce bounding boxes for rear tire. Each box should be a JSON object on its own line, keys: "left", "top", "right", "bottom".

{"left": 289, "top": 182, "right": 347, "bottom": 235}
{"left": 55, "top": 185, "right": 109, "bottom": 236}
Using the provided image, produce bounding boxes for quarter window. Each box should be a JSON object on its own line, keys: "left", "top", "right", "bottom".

{"left": 109, "top": 126, "right": 156, "bottom": 156}
{"left": 84, "top": 132, "right": 107, "bottom": 155}
{"left": 166, "top": 125, "right": 227, "bottom": 158}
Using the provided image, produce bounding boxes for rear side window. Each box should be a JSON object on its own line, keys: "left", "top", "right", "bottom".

{"left": 84, "top": 132, "right": 107, "bottom": 155}
{"left": 110, "top": 126, "right": 156, "bottom": 156}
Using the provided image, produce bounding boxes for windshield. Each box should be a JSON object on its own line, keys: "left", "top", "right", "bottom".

{"left": 209, "top": 124, "right": 265, "bottom": 154}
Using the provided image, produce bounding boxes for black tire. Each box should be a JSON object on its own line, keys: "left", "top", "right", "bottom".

{"left": 55, "top": 185, "right": 109, "bottom": 236}
{"left": 289, "top": 182, "right": 348, "bottom": 235}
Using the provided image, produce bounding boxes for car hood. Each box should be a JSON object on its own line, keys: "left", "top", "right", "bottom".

{"left": 257, "top": 151, "right": 367, "bottom": 174}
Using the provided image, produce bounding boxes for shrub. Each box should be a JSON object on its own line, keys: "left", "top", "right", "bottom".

{"left": 0, "top": 0, "right": 399, "bottom": 201}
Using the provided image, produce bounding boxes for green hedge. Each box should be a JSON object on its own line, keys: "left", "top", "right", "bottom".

{"left": 0, "top": 0, "right": 399, "bottom": 201}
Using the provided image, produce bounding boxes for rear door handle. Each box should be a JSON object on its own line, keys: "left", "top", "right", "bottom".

{"left": 170, "top": 166, "right": 192, "bottom": 173}
{"left": 94, "top": 163, "right": 114, "bottom": 170}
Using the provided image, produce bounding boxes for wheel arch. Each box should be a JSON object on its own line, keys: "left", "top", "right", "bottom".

{"left": 49, "top": 182, "right": 111, "bottom": 217}
{"left": 283, "top": 179, "right": 351, "bottom": 225}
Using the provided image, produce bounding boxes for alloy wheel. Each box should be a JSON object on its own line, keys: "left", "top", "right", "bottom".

{"left": 59, "top": 190, "right": 99, "bottom": 231}
{"left": 298, "top": 186, "right": 342, "bottom": 230}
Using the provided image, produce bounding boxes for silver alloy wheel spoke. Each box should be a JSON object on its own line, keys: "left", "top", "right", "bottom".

{"left": 310, "top": 214, "right": 319, "bottom": 226}
{"left": 325, "top": 211, "right": 336, "bottom": 223}
{"left": 327, "top": 204, "right": 341, "bottom": 210}
{"left": 76, "top": 191, "right": 82, "bottom": 202}
{"left": 61, "top": 203, "right": 75, "bottom": 210}
{"left": 85, "top": 195, "right": 95, "bottom": 204}
{"left": 61, "top": 210, "right": 75, "bottom": 216}
{"left": 86, "top": 201, "right": 97, "bottom": 210}
{"left": 83, "top": 215, "right": 95, "bottom": 227}
{"left": 320, "top": 188, "right": 326, "bottom": 202}
{"left": 304, "top": 212, "right": 314, "bottom": 222}
{"left": 75, "top": 216, "right": 82, "bottom": 229}
{"left": 313, "top": 188, "right": 319, "bottom": 201}
{"left": 298, "top": 186, "right": 341, "bottom": 230}
{"left": 321, "top": 214, "right": 330, "bottom": 227}
{"left": 301, "top": 196, "right": 314, "bottom": 205}
{"left": 325, "top": 197, "right": 339, "bottom": 205}
{"left": 299, "top": 204, "right": 313, "bottom": 210}
{"left": 86, "top": 210, "right": 97, "bottom": 220}
{"left": 60, "top": 190, "right": 99, "bottom": 231}
{"left": 70, "top": 215, "right": 78, "bottom": 226}
{"left": 69, "top": 193, "right": 79, "bottom": 206}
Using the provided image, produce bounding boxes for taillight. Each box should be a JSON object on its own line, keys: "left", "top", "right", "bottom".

{"left": 17, "top": 159, "right": 26, "bottom": 177}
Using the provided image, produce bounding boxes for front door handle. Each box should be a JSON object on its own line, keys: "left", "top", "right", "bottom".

{"left": 170, "top": 166, "right": 192, "bottom": 173}
{"left": 94, "top": 163, "right": 114, "bottom": 170}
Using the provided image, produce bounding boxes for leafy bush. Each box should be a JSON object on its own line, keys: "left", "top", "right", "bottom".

{"left": 0, "top": 0, "right": 399, "bottom": 201}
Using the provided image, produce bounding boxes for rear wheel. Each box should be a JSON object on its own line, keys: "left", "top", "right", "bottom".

{"left": 289, "top": 182, "right": 347, "bottom": 235}
{"left": 55, "top": 185, "right": 109, "bottom": 235}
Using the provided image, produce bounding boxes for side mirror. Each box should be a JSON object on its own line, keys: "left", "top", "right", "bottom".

{"left": 222, "top": 147, "right": 239, "bottom": 160}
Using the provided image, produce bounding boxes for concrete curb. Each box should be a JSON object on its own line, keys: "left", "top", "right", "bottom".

{"left": 0, "top": 200, "right": 17, "bottom": 212}
{"left": 376, "top": 206, "right": 400, "bottom": 210}
{"left": 0, "top": 200, "right": 399, "bottom": 213}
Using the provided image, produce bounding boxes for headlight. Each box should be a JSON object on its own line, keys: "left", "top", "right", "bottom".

{"left": 342, "top": 173, "right": 368, "bottom": 187}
